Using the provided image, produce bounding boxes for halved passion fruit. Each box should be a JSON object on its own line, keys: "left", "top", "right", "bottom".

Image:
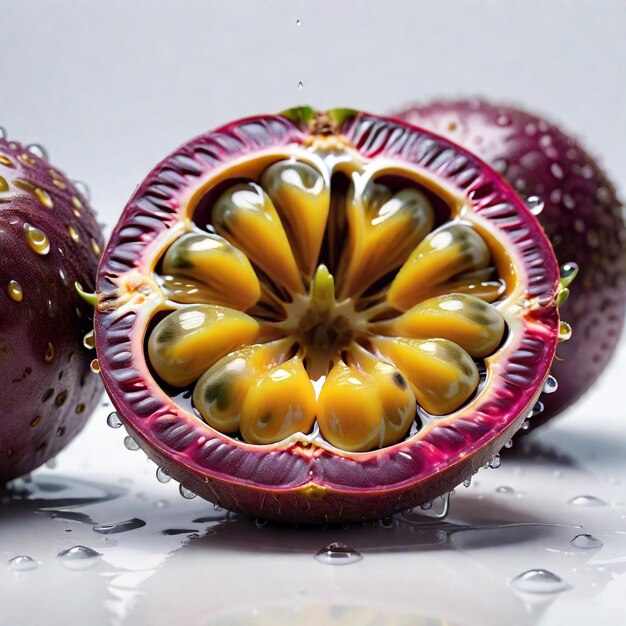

{"left": 94, "top": 107, "right": 564, "bottom": 523}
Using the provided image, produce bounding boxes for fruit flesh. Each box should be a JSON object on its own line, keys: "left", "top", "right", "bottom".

{"left": 146, "top": 152, "right": 511, "bottom": 452}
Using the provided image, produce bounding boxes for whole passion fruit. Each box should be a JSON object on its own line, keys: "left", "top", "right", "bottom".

{"left": 0, "top": 130, "right": 103, "bottom": 482}
{"left": 94, "top": 107, "right": 566, "bottom": 523}
{"left": 395, "top": 100, "right": 626, "bottom": 423}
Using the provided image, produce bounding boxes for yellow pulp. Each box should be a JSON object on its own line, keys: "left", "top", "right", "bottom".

{"left": 148, "top": 153, "right": 509, "bottom": 452}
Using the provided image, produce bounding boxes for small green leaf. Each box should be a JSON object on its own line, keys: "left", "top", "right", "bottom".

{"left": 75, "top": 282, "right": 98, "bottom": 307}
{"left": 280, "top": 105, "right": 317, "bottom": 126}
{"left": 329, "top": 107, "right": 359, "bottom": 127}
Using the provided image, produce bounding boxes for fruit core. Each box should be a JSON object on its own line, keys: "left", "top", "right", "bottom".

{"left": 144, "top": 142, "right": 514, "bottom": 453}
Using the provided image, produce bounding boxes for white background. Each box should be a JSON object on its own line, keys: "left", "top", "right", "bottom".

{"left": 1, "top": 2, "right": 626, "bottom": 625}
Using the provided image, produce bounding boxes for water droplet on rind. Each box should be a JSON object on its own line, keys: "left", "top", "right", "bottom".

{"left": 156, "top": 467, "right": 171, "bottom": 483}
{"left": 489, "top": 455, "right": 501, "bottom": 469}
{"left": 72, "top": 180, "right": 91, "bottom": 201}
{"left": 8, "top": 555, "right": 39, "bottom": 571}
{"left": 568, "top": 495, "right": 607, "bottom": 507}
{"left": 525, "top": 195, "right": 544, "bottom": 216}
{"left": 123, "top": 436, "right": 139, "bottom": 451}
{"left": 314, "top": 542, "right": 363, "bottom": 565}
{"left": 107, "top": 411, "right": 122, "bottom": 428}
{"left": 7, "top": 280, "right": 23, "bottom": 302}
{"left": 255, "top": 518, "right": 268, "bottom": 528}
{"left": 26, "top": 144, "right": 48, "bottom": 160}
{"left": 420, "top": 501, "right": 432, "bottom": 510}
{"left": 93, "top": 517, "right": 146, "bottom": 535}
{"left": 543, "top": 375, "right": 558, "bottom": 394}
{"left": 24, "top": 224, "right": 50, "bottom": 255}
{"left": 57, "top": 545, "right": 102, "bottom": 570}
{"left": 571, "top": 533, "right": 603, "bottom": 549}
{"left": 511, "top": 569, "right": 570, "bottom": 594}
{"left": 179, "top": 485, "right": 197, "bottom": 499}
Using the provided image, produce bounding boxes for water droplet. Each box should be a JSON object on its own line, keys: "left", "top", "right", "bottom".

{"left": 495, "top": 114, "right": 511, "bottom": 127}
{"left": 57, "top": 545, "right": 102, "bottom": 570}
{"left": 489, "top": 454, "right": 501, "bottom": 469}
{"left": 27, "top": 144, "right": 48, "bottom": 160}
{"left": 511, "top": 569, "right": 570, "bottom": 594}
{"left": 72, "top": 180, "right": 91, "bottom": 201}
{"left": 378, "top": 517, "right": 394, "bottom": 528}
{"left": 68, "top": 224, "right": 80, "bottom": 242}
{"left": 45, "top": 456, "right": 58, "bottom": 469}
{"left": 7, "top": 280, "right": 23, "bottom": 302}
{"left": 179, "top": 485, "right": 197, "bottom": 499}
{"left": 83, "top": 330, "right": 95, "bottom": 350}
{"left": 496, "top": 486, "right": 515, "bottom": 495}
{"left": 504, "top": 439, "right": 514, "bottom": 449}
{"left": 521, "top": 419, "right": 530, "bottom": 430}
{"left": 463, "top": 477, "right": 472, "bottom": 488}
{"left": 559, "top": 321, "right": 572, "bottom": 341}
{"left": 93, "top": 517, "right": 146, "bottom": 535}
{"left": 24, "top": 223, "right": 50, "bottom": 255}
{"left": 314, "top": 542, "right": 363, "bottom": 566}
{"left": 8, "top": 555, "right": 39, "bottom": 571}
{"left": 106, "top": 411, "right": 122, "bottom": 428}
{"left": 543, "top": 375, "right": 558, "bottom": 394}
{"left": 420, "top": 501, "right": 432, "bottom": 510}
{"left": 296, "top": 18, "right": 302, "bottom": 26}
{"left": 568, "top": 495, "right": 607, "bottom": 507}
{"left": 529, "top": 401, "right": 544, "bottom": 418}
{"left": 560, "top": 262, "right": 578, "bottom": 286}
{"left": 123, "top": 436, "right": 139, "bottom": 451}
{"left": 525, "top": 195, "right": 544, "bottom": 216}
{"left": 90, "top": 358, "right": 100, "bottom": 373}
{"left": 35, "top": 187, "right": 54, "bottom": 209}
{"left": 571, "top": 533, "right": 603, "bottom": 549}
{"left": 550, "top": 163, "right": 564, "bottom": 179}
{"left": 213, "top": 503, "right": 223, "bottom": 512}
{"left": 156, "top": 466, "right": 171, "bottom": 483}
{"left": 0, "top": 127, "right": 6, "bottom": 139}
{"left": 297, "top": 81, "right": 303, "bottom": 89}
{"left": 255, "top": 518, "right": 268, "bottom": 528}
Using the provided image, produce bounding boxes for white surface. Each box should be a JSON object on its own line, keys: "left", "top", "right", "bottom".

{"left": 1, "top": 2, "right": 625, "bottom": 625}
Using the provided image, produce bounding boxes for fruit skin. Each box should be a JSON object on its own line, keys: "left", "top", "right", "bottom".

{"left": 94, "top": 109, "right": 560, "bottom": 523}
{"left": 0, "top": 137, "right": 103, "bottom": 481}
{"left": 395, "top": 100, "right": 626, "bottom": 424}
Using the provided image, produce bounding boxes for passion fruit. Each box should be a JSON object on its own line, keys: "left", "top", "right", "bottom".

{"left": 395, "top": 100, "right": 626, "bottom": 423}
{"left": 0, "top": 131, "right": 103, "bottom": 482}
{"left": 94, "top": 107, "right": 565, "bottom": 523}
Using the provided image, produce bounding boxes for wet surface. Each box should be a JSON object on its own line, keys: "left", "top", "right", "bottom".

{"left": 2, "top": 345, "right": 626, "bottom": 626}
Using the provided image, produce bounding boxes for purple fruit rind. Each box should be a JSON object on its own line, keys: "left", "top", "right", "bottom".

{"left": 0, "top": 139, "right": 103, "bottom": 481}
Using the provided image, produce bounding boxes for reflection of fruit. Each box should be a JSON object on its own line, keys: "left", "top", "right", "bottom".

{"left": 94, "top": 107, "right": 563, "bottom": 522}
{"left": 0, "top": 134, "right": 103, "bottom": 481}
{"left": 395, "top": 100, "right": 626, "bottom": 423}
